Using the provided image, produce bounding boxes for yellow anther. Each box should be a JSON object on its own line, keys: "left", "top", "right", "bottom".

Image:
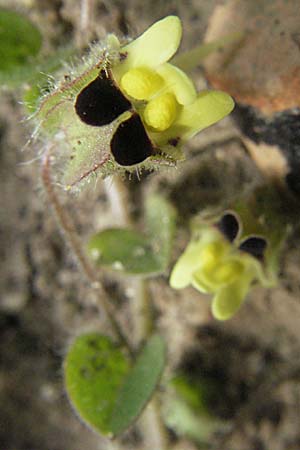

{"left": 120, "top": 67, "right": 163, "bottom": 100}
{"left": 213, "top": 260, "right": 244, "bottom": 285}
{"left": 144, "top": 93, "right": 178, "bottom": 131}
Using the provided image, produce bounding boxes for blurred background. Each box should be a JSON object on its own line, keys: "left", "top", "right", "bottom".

{"left": 1, "top": 1, "right": 300, "bottom": 449}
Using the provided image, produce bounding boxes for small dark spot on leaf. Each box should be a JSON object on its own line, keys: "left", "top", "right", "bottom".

{"left": 88, "top": 355, "right": 106, "bottom": 371}
{"left": 80, "top": 366, "right": 92, "bottom": 379}
{"left": 87, "top": 338, "right": 101, "bottom": 349}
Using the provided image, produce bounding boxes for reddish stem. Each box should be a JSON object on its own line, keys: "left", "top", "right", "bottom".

{"left": 41, "top": 151, "right": 132, "bottom": 353}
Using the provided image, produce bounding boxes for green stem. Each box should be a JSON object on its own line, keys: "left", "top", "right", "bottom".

{"left": 131, "top": 278, "right": 153, "bottom": 346}
{"left": 41, "top": 151, "right": 132, "bottom": 354}
{"left": 106, "top": 176, "right": 169, "bottom": 450}
{"left": 172, "top": 32, "right": 244, "bottom": 72}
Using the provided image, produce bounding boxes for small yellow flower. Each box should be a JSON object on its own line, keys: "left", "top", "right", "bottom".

{"left": 111, "top": 16, "right": 234, "bottom": 147}
{"left": 36, "top": 16, "right": 234, "bottom": 188}
{"left": 170, "top": 213, "right": 273, "bottom": 320}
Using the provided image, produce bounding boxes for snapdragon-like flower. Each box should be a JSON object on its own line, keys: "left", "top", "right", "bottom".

{"left": 170, "top": 212, "right": 274, "bottom": 320}
{"left": 36, "top": 16, "right": 234, "bottom": 188}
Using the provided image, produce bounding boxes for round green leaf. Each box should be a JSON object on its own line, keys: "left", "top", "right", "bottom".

{"left": 64, "top": 333, "right": 130, "bottom": 436}
{"left": 88, "top": 228, "right": 162, "bottom": 275}
{"left": 109, "top": 334, "right": 166, "bottom": 436}
{"left": 0, "top": 9, "right": 42, "bottom": 73}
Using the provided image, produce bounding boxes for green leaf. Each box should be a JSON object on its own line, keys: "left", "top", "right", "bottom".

{"left": 109, "top": 334, "right": 166, "bottom": 436}
{"left": 164, "top": 395, "right": 221, "bottom": 445}
{"left": 165, "top": 375, "right": 224, "bottom": 444}
{"left": 145, "top": 194, "right": 177, "bottom": 270}
{"left": 87, "top": 195, "right": 176, "bottom": 276}
{"left": 64, "top": 333, "right": 130, "bottom": 436}
{"left": 0, "top": 8, "right": 74, "bottom": 91}
{"left": 0, "top": 9, "right": 42, "bottom": 75}
{"left": 171, "top": 32, "right": 244, "bottom": 72}
{"left": 87, "top": 228, "right": 162, "bottom": 275}
{"left": 172, "top": 375, "right": 210, "bottom": 414}
{"left": 64, "top": 333, "right": 166, "bottom": 438}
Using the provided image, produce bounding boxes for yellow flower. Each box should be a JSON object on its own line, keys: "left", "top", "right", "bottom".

{"left": 110, "top": 16, "right": 234, "bottom": 149}
{"left": 170, "top": 213, "right": 272, "bottom": 320}
{"left": 36, "top": 16, "right": 234, "bottom": 188}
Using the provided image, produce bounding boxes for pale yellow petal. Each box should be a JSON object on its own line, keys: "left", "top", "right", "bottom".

{"left": 170, "top": 229, "right": 223, "bottom": 290}
{"left": 152, "top": 90, "right": 234, "bottom": 145}
{"left": 191, "top": 271, "right": 215, "bottom": 294}
{"left": 114, "top": 16, "right": 182, "bottom": 79}
{"left": 180, "top": 90, "right": 234, "bottom": 138}
{"left": 156, "top": 62, "right": 196, "bottom": 105}
{"left": 211, "top": 274, "right": 253, "bottom": 321}
{"left": 191, "top": 247, "right": 234, "bottom": 293}
{"left": 169, "top": 240, "right": 205, "bottom": 289}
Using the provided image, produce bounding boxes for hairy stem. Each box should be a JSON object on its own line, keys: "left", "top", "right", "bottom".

{"left": 41, "top": 152, "right": 132, "bottom": 354}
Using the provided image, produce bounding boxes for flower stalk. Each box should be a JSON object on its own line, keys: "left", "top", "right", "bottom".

{"left": 35, "top": 16, "right": 234, "bottom": 190}
{"left": 104, "top": 175, "right": 169, "bottom": 449}
{"left": 41, "top": 149, "right": 132, "bottom": 353}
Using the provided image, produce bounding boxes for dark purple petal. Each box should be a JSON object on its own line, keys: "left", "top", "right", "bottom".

{"left": 110, "top": 113, "right": 154, "bottom": 166}
{"left": 239, "top": 236, "right": 267, "bottom": 260}
{"left": 75, "top": 71, "right": 132, "bottom": 126}
{"left": 216, "top": 212, "right": 240, "bottom": 242}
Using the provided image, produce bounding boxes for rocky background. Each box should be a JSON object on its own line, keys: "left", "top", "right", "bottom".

{"left": 1, "top": 1, "right": 300, "bottom": 449}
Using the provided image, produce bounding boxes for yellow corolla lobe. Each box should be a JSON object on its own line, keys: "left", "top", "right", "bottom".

{"left": 144, "top": 92, "right": 179, "bottom": 131}
{"left": 120, "top": 67, "right": 163, "bottom": 101}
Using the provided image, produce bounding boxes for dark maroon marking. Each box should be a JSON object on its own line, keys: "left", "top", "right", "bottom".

{"left": 119, "top": 52, "right": 128, "bottom": 61}
{"left": 239, "top": 236, "right": 267, "bottom": 260}
{"left": 110, "top": 113, "right": 154, "bottom": 166}
{"left": 75, "top": 70, "right": 132, "bottom": 126}
{"left": 168, "top": 137, "right": 180, "bottom": 147}
{"left": 216, "top": 212, "right": 240, "bottom": 242}
{"left": 70, "top": 154, "right": 110, "bottom": 186}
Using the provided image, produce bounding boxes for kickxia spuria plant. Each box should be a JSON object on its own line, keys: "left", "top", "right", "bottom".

{"left": 170, "top": 212, "right": 277, "bottom": 320}
{"left": 34, "top": 16, "right": 234, "bottom": 189}
{"left": 3, "top": 8, "right": 290, "bottom": 446}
